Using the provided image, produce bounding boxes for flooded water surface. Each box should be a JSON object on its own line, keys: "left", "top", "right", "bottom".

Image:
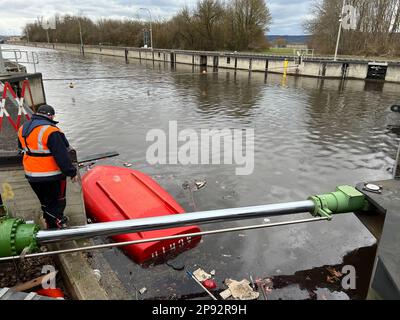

{"left": 5, "top": 44, "right": 400, "bottom": 299}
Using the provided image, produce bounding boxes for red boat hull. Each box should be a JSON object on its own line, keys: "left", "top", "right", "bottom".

{"left": 82, "top": 166, "right": 201, "bottom": 264}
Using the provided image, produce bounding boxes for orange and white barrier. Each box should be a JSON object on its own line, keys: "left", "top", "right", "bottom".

{"left": 0, "top": 80, "right": 34, "bottom": 132}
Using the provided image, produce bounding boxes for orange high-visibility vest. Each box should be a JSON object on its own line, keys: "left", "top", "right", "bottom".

{"left": 18, "top": 124, "right": 62, "bottom": 178}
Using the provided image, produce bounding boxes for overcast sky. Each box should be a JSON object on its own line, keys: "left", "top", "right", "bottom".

{"left": 0, "top": 0, "right": 314, "bottom": 36}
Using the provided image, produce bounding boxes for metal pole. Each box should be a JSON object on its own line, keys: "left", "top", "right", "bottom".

{"left": 46, "top": 30, "right": 50, "bottom": 44}
{"left": 36, "top": 200, "right": 315, "bottom": 244}
{"left": 78, "top": 19, "right": 84, "bottom": 56}
{"left": 140, "top": 8, "right": 153, "bottom": 49}
{"left": 143, "top": 28, "right": 147, "bottom": 47}
{"left": 150, "top": 20, "right": 153, "bottom": 50}
{"left": 0, "top": 217, "right": 327, "bottom": 262}
{"left": 334, "top": 0, "right": 346, "bottom": 61}
{"left": 0, "top": 44, "right": 6, "bottom": 74}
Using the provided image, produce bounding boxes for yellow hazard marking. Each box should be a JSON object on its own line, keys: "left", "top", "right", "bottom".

{"left": 2, "top": 183, "right": 15, "bottom": 201}
{"left": 283, "top": 59, "right": 289, "bottom": 77}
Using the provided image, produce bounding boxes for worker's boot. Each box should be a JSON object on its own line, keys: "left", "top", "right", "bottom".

{"left": 44, "top": 211, "right": 69, "bottom": 230}
{"left": 56, "top": 216, "right": 69, "bottom": 229}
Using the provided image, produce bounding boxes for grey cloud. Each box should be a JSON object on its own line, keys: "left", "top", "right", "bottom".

{"left": 0, "top": 0, "right": 313, "bottom": 35}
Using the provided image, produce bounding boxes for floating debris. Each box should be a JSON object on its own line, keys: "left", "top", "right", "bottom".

{"left": 202, "top": 279, "right": 217, "bottom": 290}
{"left": 69, "top": 82, "right": 74, "bottom": 88}
{"left": 220, "top": 289, "right": 232, "bottom": 300}
{"left": 123, "top": 162, "right": 132, "bottom": 167}
{"left": 194, "top": 180, "right": 207, "bottom": 190}
{"left": 193, "top": 268, "right": 212, "bottom": 282}
{"left": 255, "top": 278, "right": 273, "bottom": 300}
{"left": 263, "top": 218, "right": 271, "bottom": 223}
{"left": 182, "top": 179, "right": 207, "bottom": 191}
{"left": 210, "top": 270, "right": 216, "bottom": 276}
{"left": 249, "top": 275, "right": 255, "bottom": 289}
{"left": 222, "top": 254, "right": 232, "bottom": 258}
{"left": 187, "top": 270, "right": 217, "bottom": 300}
{"left": 139, "top": 287, "right": 147, "bottom": 295}
{"left": 238, "top": 234, "right": 246, "bottom": 237}
{"left": 182, "top": 179, "right": 207, "bottom": 210}
{"left": 224, "top": 278, "right": 259, "bottom": 300}
{"left": 92, "top": 269, "right": 101, "bottom": 281}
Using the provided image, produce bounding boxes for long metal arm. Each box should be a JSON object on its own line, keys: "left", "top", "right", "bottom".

{"left": 36, "top": 200, "right": 315, "bottom": 244}
{"left": 0, "top": 185, "right": 367, "bottom": 258}
{"left": 0, "top": 217, "right": 327, "bottom": 262}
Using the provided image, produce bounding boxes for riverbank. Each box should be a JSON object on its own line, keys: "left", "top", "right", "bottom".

{"left": 9, "top": 41, "right": 400, "bottom": 84}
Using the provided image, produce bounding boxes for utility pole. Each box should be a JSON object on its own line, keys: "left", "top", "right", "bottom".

{"left": 140, "top": 8, "right": 153, "bottom": 49}
{"left": 334, "top": 0, "right": 346, "bottom": 61}
{"left": 46, "top": 29, "right": 50, "bottom": 44}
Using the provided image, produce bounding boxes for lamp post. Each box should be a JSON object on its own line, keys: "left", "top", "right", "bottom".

{"left": 334, "top": 0, "right": 346, "bottom": 61}
{"left": 140, "top": 7, "right": 153, "bottom": 49}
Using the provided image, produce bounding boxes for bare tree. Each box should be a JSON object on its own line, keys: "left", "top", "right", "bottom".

{"left": 22, "top": 0, "right": 272, "bottom": 52}
{"left": 305, "top": 0, "right": 400, "bottom": 56}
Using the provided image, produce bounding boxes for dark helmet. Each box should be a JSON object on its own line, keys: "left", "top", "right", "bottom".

{"left": 37, "top": 104, "right": 55, "bottom": 117}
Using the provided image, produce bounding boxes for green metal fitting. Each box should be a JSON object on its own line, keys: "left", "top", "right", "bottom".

{"left": 0, "top": 217, "right": 40, "bottom": 257}
{"left": 309, "top": 185, "right": 368, "bottom": 220}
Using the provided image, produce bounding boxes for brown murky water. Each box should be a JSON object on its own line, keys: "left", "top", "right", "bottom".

{"left": 4, "top": 44, "right": 400, "bottom": 299}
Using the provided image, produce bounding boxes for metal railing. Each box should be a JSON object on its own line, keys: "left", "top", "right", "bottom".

{"left": 1, "top": 49, "right": 39, "bottom": 73}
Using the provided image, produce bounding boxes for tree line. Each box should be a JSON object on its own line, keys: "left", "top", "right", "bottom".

{"left": 305, "top": 0, "right": 400, "bottom": 57}
{"left": 23, "top": 0, "right": 272, "bottom": 51}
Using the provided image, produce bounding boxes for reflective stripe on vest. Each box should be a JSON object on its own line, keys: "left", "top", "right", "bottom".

{"left": 24, "top": 170, "right": 62, "bottom": 177}
{"left": 18, "top": 124, "right": 62, "bottom": 178}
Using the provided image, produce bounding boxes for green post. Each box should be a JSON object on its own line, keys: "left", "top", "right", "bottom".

{"left": 309, "top": 185, "right": 368, "bottom": 220}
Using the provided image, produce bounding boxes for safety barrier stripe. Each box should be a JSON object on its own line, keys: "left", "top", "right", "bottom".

{"left": 0, "top": 80, "right": 33, "bottom": 132}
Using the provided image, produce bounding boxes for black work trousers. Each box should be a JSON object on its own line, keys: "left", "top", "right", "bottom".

{"left": 29, "top": 179, "right": 67, "bottom": 229}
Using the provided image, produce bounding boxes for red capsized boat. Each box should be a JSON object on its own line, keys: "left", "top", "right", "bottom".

{"left": 82, "top": 165, "right": 202, "bottom": 264}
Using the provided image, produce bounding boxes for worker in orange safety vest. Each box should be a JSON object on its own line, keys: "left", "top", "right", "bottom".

{"left": 18, "top": 104, "right": 77, "bottom": 229}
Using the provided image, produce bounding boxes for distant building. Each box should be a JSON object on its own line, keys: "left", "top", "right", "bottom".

{"left": 8, "top": 36, "right": 22, "bottom": 42}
